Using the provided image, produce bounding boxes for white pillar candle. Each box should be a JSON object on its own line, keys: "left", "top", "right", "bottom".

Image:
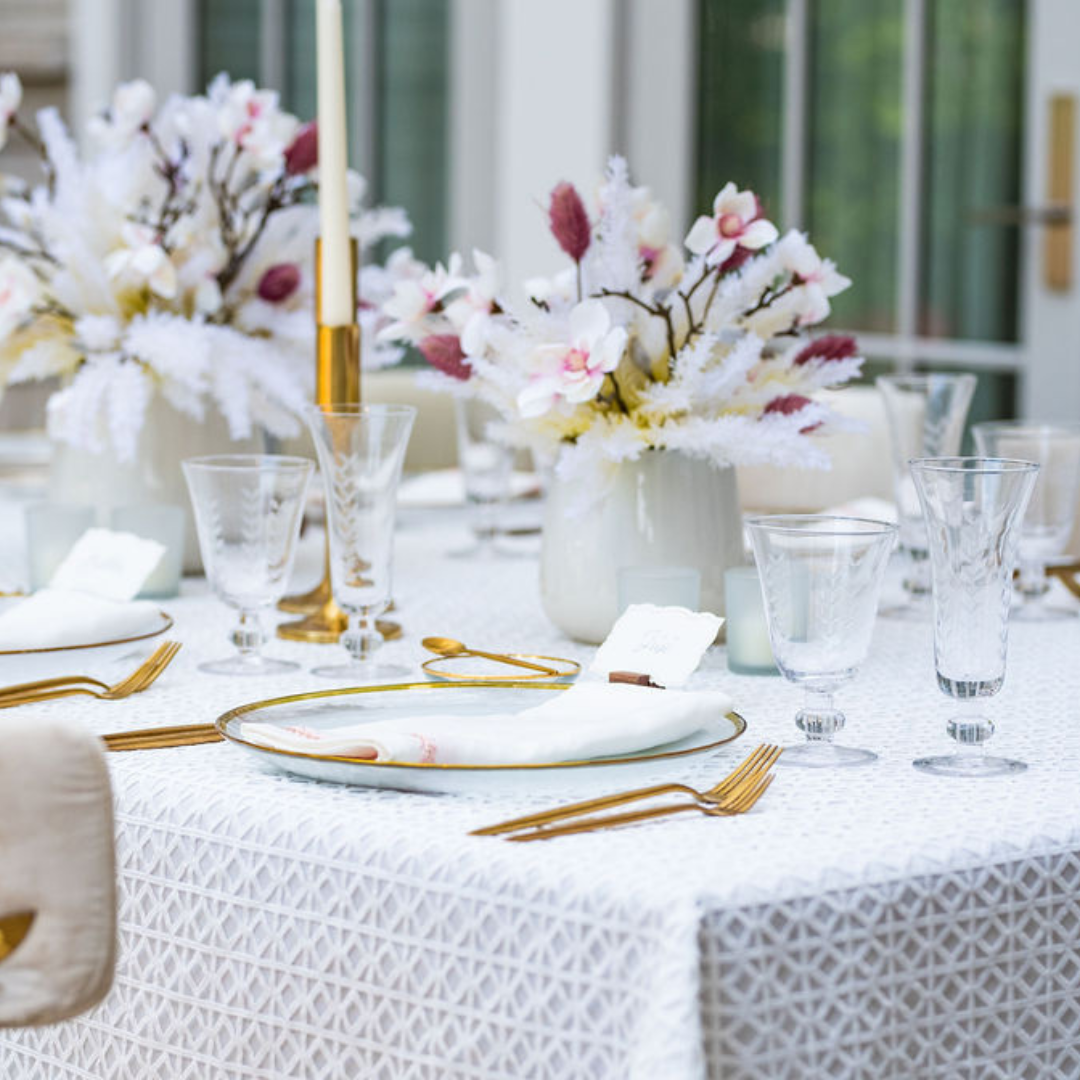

{"left": 316, "top": 0, "right": 354, "bottom": 325}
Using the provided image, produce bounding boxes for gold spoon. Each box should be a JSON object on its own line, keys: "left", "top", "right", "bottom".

{"left": 421, "top": 636, "right": 561, "bottom": 676}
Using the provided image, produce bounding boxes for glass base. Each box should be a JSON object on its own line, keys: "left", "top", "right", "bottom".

{"left": 781, "top": 743, "right": 878, "bottom": 768}
{"left": 1010, "top": 603, "right": 1077, "bottom": 622}
{"left": 311, "top": 660, "right": 412, "bottom": 682}
{"left": 913, "top": 753, "right": 1027, "bottom": 777}
{"left": 447, "top": 536, "right": 527, "bottom": 560}
{"left": 199, "top": 656, "right": 299, "bottom": 677}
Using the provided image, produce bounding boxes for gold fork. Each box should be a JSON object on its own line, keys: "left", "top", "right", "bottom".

{"left": 0, "top": 641, "right": 182, "bottom": 708}
{"left": 507, "top": 771, "right": 775, "bottom": 842}
{"left": 103, "top": 722, "right": 222, "bottom": 752}
{"left": 471, "top": 743, "right": 782, "bottom": 837}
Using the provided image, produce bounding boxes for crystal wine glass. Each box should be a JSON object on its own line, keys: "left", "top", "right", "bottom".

{"left": 910, "top": 457, "right": 1039, "bottom": 776}
{"left": 877, "top": 373, "right": 976, "bottom": 617}
{"left": 972, "top": 421, "right": 1080, "bottom": 620}
{"left": 305, "top": 403, "right": 416, "bottom": 680}
{"left": 746, "top": 515, "right": 897, "bottom": 767}
{"left": 182, "top": 454, "right": 312, "bottom": 675}
{"left": 453, "top": 397, "right": 514, "bottom": 558}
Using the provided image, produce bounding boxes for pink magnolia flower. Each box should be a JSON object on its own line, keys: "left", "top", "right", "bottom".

{"left": 549, "top": 182, "right": 591, "bottom": 263}
{"left": 284, "top": 121, "right": 318, "bottom": 175}
{"left": 0, "top": 73, "right": 21, "bottom": 152}
{"left": 783, "top": 235, "right": 851, "bottom": 323}
{"left": 419, "top": 334, "right": 471, "bottom": 381}
{"left": 685, "top": 183, "right": 778, "bottom": 267}
{"left": 377, "top": 255, "right": 464, "bottom": 344}
{"left": 517, "top": 300, "right": 628, "bottom": 418}
{"left": 793, "top": 334, "right": 858, "bottom": 365}
{"left": 258, "top": 263, "right": 301, "bottom": 303}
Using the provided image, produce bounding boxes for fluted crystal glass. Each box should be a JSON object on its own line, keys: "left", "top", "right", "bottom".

{"left": 453, "top": 397, "right": 514, "bottom": 558}
{"left": 910, "top": 457, "right": 1039, "bottom": 776}
{"left": 972, "top": 422, "right": 1080, "bottom": 620}
{"left": 305, "top": 404, "right": 416, "bottom": 681}
{"left": 877, "top": 373, "right": 976, "bottom": 617}
{"left": 747, "top": 515, "right": 897, "bottom": 767}
{"left": 183, "top": 454, "right": 312, "bottom": 675}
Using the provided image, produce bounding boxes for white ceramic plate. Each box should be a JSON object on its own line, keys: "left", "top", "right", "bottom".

{"left": 216, "top": 681, "right": 747, "bottom": 795}
{"left": 0, "top": 607, "right": 173, "bottom": 682}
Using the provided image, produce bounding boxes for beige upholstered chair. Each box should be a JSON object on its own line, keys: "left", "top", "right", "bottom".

{"left": 0, "top": 716, "right": 116, "bottom": 1026}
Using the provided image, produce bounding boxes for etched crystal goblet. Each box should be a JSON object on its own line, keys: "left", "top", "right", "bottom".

{"left": 305, "top": 404, "right": 416, "bottom": 681}
{"left": 910, "top": 457, "right": 1039, "bottom": 776}
{"left": 452, "top": 397, "right": 514, "bottom": 558}
{"left": 746, "top": 515, "right": 897, "bottom": 767}
{"left": 183, "top": 454, "right": 312, "bottom": 675}
{"left": 972, "top": 422, "right": 1080, "bottom": 620}
{"left": 877, "top": 373, "right": 976, "bottom": 618}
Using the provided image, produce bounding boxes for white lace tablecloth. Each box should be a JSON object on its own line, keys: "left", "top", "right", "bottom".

{"left": 2, "top": 508, "right": 1080, "bottom": 1079}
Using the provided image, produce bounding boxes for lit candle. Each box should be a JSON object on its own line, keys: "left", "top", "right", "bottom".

{"left": 316, "top": 0, "right": 353, "bottom": 325}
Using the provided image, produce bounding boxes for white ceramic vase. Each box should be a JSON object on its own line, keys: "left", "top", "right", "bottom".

{"left": 540, "top": 451, "right": 744, "bottom": 643}
{"left": 48, "top": 396, "right": 262, "bottom": 573}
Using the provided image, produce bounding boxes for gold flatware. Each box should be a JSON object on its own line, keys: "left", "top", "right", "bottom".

{"left": 471, "top": 743, "right": 782, "bottom": 836}
{"left": 507, "top": 772, "right": 775, "bottom": 842}
{"left": 0, "top": 641, "right": 182, "bottom": 708}
{"left": 103, "top": 722, "right": 222, "bottom": 752}
{"left": 0, "top": 911, "right": 35, "bottom": 962}
{"left": 421, "top": 636, "right": 560, "bottom": 676}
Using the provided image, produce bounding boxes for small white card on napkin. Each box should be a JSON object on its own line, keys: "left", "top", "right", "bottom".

{"left": 49, "top": 528, "right": 166, "bottom": 603}
{"left": 590, "top": 604, "right": 723, "bottom": 688}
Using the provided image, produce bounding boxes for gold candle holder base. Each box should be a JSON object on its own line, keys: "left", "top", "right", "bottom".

{"left": 277, "top": 598, "right": 402, "bottom": 644}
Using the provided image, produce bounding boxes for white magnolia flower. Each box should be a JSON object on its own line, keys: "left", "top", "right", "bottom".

{"left": 517, "top": 299, "right": 628, "bottom": 418}
{"left": 377, "top": 255, "right": 464, "bottom": 344}
{"left": 0, "top": 73, "right": 21, "bottom": 152}
{"left": 104, "top": 224, "right": 178, "bottom": 299}
{"left": 210, "top": 76, "right": 298, "bottom": 170}
{"left": 685, "top": 182, "right": 779, "bottom": 266}
{"left": 89, "top": 79, "right": 156, "bottom": 148}
{"left": 445, "top": 250, "right": 500, "bottom": 356}
{"left": 0, "top": 255, "right": 38, "bottom": 341}
{"left": 780, "top": 234, "right": 851, "bottom": 324}
{"left": 632, "top": 190, "right": 682, "bottom": 287}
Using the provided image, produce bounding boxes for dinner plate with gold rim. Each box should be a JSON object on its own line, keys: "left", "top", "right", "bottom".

{"left": 215, "top": 681, "right": 747, "bottom": 795}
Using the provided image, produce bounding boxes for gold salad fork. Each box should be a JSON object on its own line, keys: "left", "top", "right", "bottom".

{"left": 472, "top": 743, "right": 782, "bottom": 838}
{"left": 0, "top": 641, "right": 182, "bottom": 708}
{"left": 507, "top": 770, "right": 776, "bottom": 841}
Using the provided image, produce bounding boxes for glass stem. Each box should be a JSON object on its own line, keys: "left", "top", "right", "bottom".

{"left": 341, "top": 609, "right": 382, "bottom": 668}
{"left": 231, "top": 609, "right": 265, "bottom": 667}
{"left": 796, "top": 688, "right": 845, "bottom": 743}
{"left": 1016, "top": 558, "right": 1049, "bottom": 607}
{"left": 902, "top": 544, "right": 931, "bottom": 598}
{"left": 947, "top": 698, "right": 994, "bottom": 754}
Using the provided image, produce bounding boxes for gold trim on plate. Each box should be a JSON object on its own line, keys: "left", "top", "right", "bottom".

{"left": 0, "top": 611, "right": 174, "bottom": 656}
{"left": 215, "top": 680, "right": 747, "bottom": 772}
{"left": 420, "top": 653, "right": 582, "bottom": 682}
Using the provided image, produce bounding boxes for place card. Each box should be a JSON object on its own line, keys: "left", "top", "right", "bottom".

{"left": 590, "top": 603, "right": 723, "bottom": 688}
{"left": 49, "top": 528, "right": 166, "bottom": 603}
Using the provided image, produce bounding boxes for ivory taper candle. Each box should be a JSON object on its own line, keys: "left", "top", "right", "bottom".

{"left": 316, "top": 0, "right": 353, "bottom": 325}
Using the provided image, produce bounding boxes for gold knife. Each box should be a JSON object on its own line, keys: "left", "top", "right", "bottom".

{"left": 0, "top": 910, "right": 35, "bottom": 962}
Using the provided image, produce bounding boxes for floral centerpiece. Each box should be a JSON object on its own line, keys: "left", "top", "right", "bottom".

{"left": 378, "top": 157, "right": 864, "bottom": 640}
{"left": 378, "top": 155, "right": 862, "bottom": 502}
{"left": 0, "top": 73, "right": 411, "bottom": 460}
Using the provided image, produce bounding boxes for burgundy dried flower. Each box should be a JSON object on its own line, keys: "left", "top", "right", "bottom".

{"left": 418, "top": 334, "right": 471, "bottom": 381}
{"left": 793, "top": 335, "right": 858, "bottom": 365}
{"left": 549, "top": 181, "right": 591, "bottom": 263}
{"left": 763, "top": 393, "right": 819, "bottom": 433}
{"left": 257, "top": 263, "right": 301, "bottom": 303}
{"left": 284, "top": 121, "right": 318, "bottom": 175}
{"left": 718, "top": 246, "right": 753, "bottom": 276}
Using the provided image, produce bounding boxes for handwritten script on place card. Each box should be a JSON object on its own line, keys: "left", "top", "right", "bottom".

{"left": 591, "top": 604, "right": 723, "bottom": 688}
{"left": 49, "top": 528, "right": 166, "bottom": 602}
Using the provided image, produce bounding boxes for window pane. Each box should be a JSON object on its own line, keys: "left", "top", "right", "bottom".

{"left": 198, "top": 0, "right": 261, "bottom": 85}
{"left": 696, "top": 0, "right": 785, "bottom": 222}
{"left": 805, "top": 0, "right": 903, "bottom": 333}
{"left": 919, "top": 0, "right": 1025, "bottom": 342}
{"left": 375, "top": 0, "right": 449, "bottom": 264}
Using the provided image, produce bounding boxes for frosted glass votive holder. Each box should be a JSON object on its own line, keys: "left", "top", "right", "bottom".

{"left": 111, "top": 504, "right": 185, "bottom": 598}
{"left": 26, "top": 503, "right": 95, "bottom": 591}
{"left": 617, "top": 565, "right": 702, "bottom": 614}
{"left": 724, "top": 565, "right": 779, "bottom": 675}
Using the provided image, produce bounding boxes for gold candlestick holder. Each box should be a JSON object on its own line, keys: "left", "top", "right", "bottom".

{"left": 277, "top": 239, "right": 402, "bottom": 644}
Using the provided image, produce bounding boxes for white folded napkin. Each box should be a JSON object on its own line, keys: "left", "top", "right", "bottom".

{"left": 0, "top": 589, "right": 163, "bottom": 651}
{"left": 241, "top": 681, "right": 734, "bottom": 765}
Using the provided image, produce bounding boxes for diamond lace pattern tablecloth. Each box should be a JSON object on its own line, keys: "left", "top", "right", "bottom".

{"left": 2, "top": 510, "right": 1080, "bottom": 1079}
